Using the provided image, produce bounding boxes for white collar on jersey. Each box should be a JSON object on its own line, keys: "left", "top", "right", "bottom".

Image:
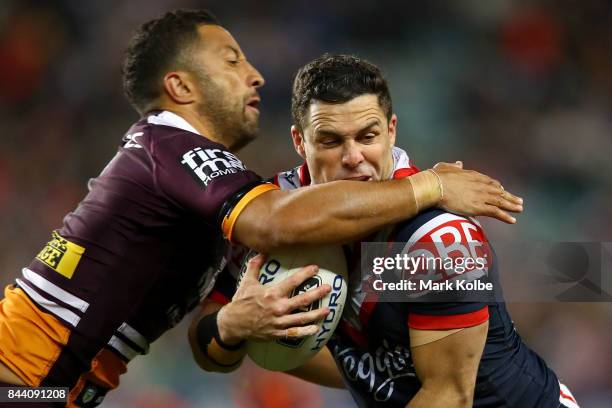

{"left": 391, "top": 146, "right": 411, "bottom": 176}
{"left": 146, "top": 110, "right": 201, "bottom": 135}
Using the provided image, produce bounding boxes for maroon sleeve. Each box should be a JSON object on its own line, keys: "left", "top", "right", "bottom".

{"left": 151, "top": 128, "right": 264, "bottom": 225}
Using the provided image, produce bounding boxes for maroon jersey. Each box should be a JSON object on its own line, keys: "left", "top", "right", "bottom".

{"left": 1, "top": 111, "right": 276, "bottom": 404}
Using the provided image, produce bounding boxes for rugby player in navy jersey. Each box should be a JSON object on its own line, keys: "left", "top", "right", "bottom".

{"left": 0, "top": 9, "right": 524, "bottom": 408}
{"left": 197, "top": 55, "right": 578, "bottom": 407}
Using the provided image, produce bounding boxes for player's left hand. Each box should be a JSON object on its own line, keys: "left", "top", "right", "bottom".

{"left": 433, "top": 161, "right": 524, "bottom": 223}
{"left": 217, "top": 254, "right": 331, "bottom": 343}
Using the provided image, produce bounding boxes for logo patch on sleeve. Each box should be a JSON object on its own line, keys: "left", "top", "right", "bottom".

{"left": 180, "top": 147, "right": 247, "bottom": 186}
{"left": 36, "top": 231, "right": 85, "bottom": 279}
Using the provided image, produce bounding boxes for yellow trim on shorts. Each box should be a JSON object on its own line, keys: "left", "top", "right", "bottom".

{"left": 221, "top": 183, "right": 279, "bottom": 243}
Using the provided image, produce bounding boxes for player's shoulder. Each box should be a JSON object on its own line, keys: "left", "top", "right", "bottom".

{"left": 393, "top": 209, "right": 485, "bottom": 243}
{"left": 272, "top": 165, "right": 304, "bottom": 190}
{"left": 128, "top": 112, "right": 250, "bottom": 172}
{"left": 122, "top": 111, "right": 224, "bottom": 152}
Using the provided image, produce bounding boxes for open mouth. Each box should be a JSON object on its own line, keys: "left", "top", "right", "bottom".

{"left": 246, "top": 98, "right": 260, "bottom": 113}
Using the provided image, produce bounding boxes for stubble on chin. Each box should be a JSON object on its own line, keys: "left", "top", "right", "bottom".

{"left": 193, "top": 74, "right": 260, "bottom": 150}
{"left": 230, "top": 114, "right": 258, "bottom": 151}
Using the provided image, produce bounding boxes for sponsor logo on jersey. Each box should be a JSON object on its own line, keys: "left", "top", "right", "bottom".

{"left": 36, "top": 231, "right": 85, "bottom": 279}
{"left": 180, "top": 147, "right": 247, "bottom": 186}
{"left": 122, "top": 131, "right": 143, "bottom": 149}
{"left": 333, "top": 339, "right": 415, "bottom": 402}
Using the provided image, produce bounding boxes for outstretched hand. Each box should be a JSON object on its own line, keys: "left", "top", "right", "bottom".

{"left": 433, "top": 161, "right": 523, "bottom": 224}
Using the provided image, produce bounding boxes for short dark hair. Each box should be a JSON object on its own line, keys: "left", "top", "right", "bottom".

{"left": 291, "top": 54, "right": 393, "bottom": 131}
{"left": 122, "top": 9, "right": 220, "bottom": 114}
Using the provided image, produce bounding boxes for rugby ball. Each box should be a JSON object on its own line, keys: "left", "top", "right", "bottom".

{"left": 245, "top": 245, "right": 348, "bottom": 371}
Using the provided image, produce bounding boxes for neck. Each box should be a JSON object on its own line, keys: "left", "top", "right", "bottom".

{"left": 159, "top": 105, "right": 233, "bottom": 150}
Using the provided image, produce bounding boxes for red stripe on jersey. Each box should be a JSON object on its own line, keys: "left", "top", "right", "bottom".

{"left": 359, "top": 298, "right": 377, "bottom": 328}
{"left": 351, "top": 238, "right": 380, "bottom": 329}
{"left": 560, "top": 390, "right": 577, "bottom": 404}
{"left": 408, "top": 306, "right": 489, "bottom": 330}
{"left": 299, "top": 163, "right": 310, "bottom": 186}
{"left": 207, "top": 290, "right": 230, "bottom": 305}
{"left": 393, "top": 166, "right": 420, "bottom": 180}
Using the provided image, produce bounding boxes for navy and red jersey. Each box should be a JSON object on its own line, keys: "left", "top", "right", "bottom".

{"left": 330, "top": 208, "right": 564, "bottom": 407}
{"left": 0, "top": 110, "right": 276, "bottom": 404}
{"left": 209, "top": 147, "right": 572, "bottom": 407}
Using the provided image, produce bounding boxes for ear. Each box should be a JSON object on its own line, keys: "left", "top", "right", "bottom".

{"left": 163, "top": 71, "right": 196, "bottom": 105}
{"left": 291, "top": 125, "right": 307, "bottom": 159}
{"left": 388, "top": 114, "right": 397, "bottom": 147}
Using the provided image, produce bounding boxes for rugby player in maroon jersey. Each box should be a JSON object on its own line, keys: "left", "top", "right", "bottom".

{"left": 197, "top": 55, "right": 578, "bottom": 407}
{"left": 0, "top": 10, "right": 522, "bottom": 407}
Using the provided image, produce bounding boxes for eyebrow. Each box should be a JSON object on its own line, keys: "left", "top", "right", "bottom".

{"left": 314, "top": 119, "right": 381, "bottom": 137}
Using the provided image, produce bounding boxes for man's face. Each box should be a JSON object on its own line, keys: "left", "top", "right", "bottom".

{"left": 188, "top": 25, "right": 264, "bottom": 150}
{"left": 291, "top": 94, "right": 397, "bottom": 185}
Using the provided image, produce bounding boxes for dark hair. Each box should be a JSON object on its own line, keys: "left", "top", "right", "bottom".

{"left": 122, "top": 9, "right": 220, "bottom": 114}
{"left": 291, "top": 54, "right": 393, "bottom": 130}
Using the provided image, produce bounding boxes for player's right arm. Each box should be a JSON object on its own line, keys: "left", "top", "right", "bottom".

{"left": 190, "top": 256, "right": 345, "bottom": 388}
{"left": 285, "top": 347, "right": 345, "bottom": 389}
{"left": 230, "top": 163, "right": 522, "bottom": 252}
{"left": 190, "top": 302, "right": 345, "bottom": 390}
{"left": 188, "top": 299, "right": 240, "bottom": 373}
{"left": 395, "top": 210, "right": 493, "bottom": 407}
{"left": 407, "top": 321, "right": 488, "bottom": 408}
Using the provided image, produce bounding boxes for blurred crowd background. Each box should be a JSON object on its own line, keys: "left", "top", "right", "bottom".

{"left": 0, "top": 0, "right": 610, "bottom": 406}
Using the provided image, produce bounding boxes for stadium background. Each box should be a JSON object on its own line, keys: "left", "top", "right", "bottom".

{"left": 0, "top": 0, "right": 610, "bottom": 406}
